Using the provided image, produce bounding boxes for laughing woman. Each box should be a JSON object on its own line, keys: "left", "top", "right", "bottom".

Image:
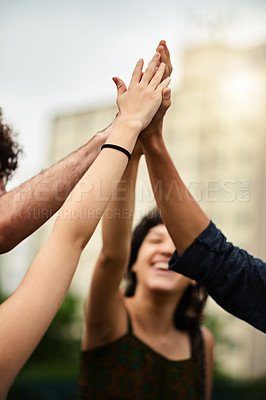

{"left": 78, "top": 147, "right": 214, "bottom": 400}
{"left": 78, "top": 43, "right": 214, "bottom": 400}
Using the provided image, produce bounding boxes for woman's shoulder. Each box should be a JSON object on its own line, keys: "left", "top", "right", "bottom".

{"left": 200, "top": 325, "right": 215, "bottom": 349}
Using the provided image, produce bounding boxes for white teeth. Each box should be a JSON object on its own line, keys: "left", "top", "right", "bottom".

{"left": 153, "top": 262, "right": 169, "bottom": 270}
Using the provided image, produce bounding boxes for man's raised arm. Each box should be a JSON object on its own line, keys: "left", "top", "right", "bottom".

{"left": 0, "top": 125, "right": 111, "bottom": 253}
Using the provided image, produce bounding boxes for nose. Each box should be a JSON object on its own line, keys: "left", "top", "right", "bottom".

{"left": 160, "top": 240, "right": 175, "bottom": 259}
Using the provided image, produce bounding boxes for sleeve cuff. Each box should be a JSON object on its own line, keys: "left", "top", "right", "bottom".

{"left": 168, "top": 221, "right": 227, "bottom": 282}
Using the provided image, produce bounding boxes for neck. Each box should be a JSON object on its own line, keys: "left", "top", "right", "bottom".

{"left": 128, "top": 286, "right": 184, "bottom": 335}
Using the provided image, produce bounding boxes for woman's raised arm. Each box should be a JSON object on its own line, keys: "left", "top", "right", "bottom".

{"left": 0, "top": 54, "right": 170, "bottom": 399}
{"left": 82, "top": 143, "right": 142, "bottom": 350}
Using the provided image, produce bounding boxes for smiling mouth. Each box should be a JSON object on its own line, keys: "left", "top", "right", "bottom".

{"left": 152, "top": 262, "right": 169, "bottom": 271}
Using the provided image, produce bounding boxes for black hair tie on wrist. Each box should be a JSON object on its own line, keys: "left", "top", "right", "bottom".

{"left": 101, "top": 144, "right": 131, "bottom": 161}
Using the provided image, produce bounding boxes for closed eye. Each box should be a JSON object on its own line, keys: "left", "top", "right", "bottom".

{"left": 148, "top": 239, "right": 162, "bottom": 244}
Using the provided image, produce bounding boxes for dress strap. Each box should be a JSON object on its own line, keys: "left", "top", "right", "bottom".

{"left": 190, "top": 327, "right": 206, "bottom": 400}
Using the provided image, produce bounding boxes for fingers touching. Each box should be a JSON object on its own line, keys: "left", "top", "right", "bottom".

{"left": 111, "top": 43, "right": 171, "bottom": 132}
{"left": 140, "top": 52, "right": 161, "bottom": 85}
{"left": 156, "top": 40, "right": 173, "bottom": 80}
{"left": 115, "top": 39, "right": 172, "bottom": 94}
{"left": 150, "top": 62, "right": 168, "bottom": 89}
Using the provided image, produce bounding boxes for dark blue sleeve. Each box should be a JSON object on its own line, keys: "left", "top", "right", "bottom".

{"left": 169, "top": 222, "right": 266, "bottom": 333}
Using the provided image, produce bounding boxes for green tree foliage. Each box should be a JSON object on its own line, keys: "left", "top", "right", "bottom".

{"left": 31, "top": 292, "right": 82, "bottom": 362}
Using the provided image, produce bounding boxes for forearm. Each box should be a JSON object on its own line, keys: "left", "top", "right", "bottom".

{"left": 83, "top": 154, "right": 140, "bottom": 330}
{"left": 0, "top": 235, "right": 81, "bottom": 393}
{"left": 0, "top": 130, "right": 108, "bottom": 254}
{"left": 101, "top": 154, "right": 140, "bottom": 261}
{"left": 0, "top": 120, "right": 138, "bottom": 393}
{"left": 169, "top": 222, "right": 266, "bottom": 333}
{"left": 54, "top": 118, "right": 138, "bottom": 251}
{"left": 0, "top": 54, "right": 170, "bottom": 395}
{"left": 142, "top": 135, "right": 209, "bottom": 255}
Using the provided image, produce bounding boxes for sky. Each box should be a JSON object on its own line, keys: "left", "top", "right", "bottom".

{"left": 1, "top": 0, "right": 266, "bottom": 190}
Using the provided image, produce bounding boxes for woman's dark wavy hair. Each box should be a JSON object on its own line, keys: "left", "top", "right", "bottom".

{"left": 124, "top": 208, "right": 208, "bottom": 331}
{"left": 0, "top": 108, "right": 21, "bottom": 180}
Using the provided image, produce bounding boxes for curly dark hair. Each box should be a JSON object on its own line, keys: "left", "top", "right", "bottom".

{"left": 124, "top": 208, "right": 208, "bottom": 331}
{"left": 0, "top": 108, "right": 21, "bottom": 180}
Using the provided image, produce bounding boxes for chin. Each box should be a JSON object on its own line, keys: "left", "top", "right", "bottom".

{"left": 148, "top": 275, "right": 190, "bottom": 294}
{"left": 149, "top": 283, "right": 178, "bottom": 294}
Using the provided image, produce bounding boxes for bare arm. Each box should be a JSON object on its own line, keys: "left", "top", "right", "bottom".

{"left": 0, "top": 128, "right": 110, "bottom": 254}
{"left": 0, "top": 121, "right": 133, "bottom": 398}
{"left": 140, "top": 90, "right": 209, "bottom": 256}
{"left": 82, "top": 41, "right": 174, "bottom": 349}
{"left": 0, "top": 124, "right": 119, "bottom": 254}
{"left": 0, "top": 54, "right": 170, "bottom": 398}
{"left": 138, "top": 42, "right": 208, "bottom": 254}
{"left": 82, "top": 145, "right": 142, "bottom": 350}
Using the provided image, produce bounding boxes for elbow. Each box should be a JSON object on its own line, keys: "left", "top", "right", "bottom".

{"left": 52, "top": 217, "right": 93, "bottom": 253}
{"left": 101, "top": 244, "right": 131, "bottom": 265}
{"left": 0, "top": 217, "right": 26, "bottom": 253}
{"left": 0, "top": 231, "right": 17, "bottom": 254}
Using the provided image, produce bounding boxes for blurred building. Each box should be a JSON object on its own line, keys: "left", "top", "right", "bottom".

{"left": 169, "top": 44, "right": 266, "bottom": 378}
{"left": 7, "top": 43, "right": 266, "bottom": 378}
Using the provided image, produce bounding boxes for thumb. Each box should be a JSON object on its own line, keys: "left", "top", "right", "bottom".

{"left": 163, "top": 87, "right": 171, "bottom": 99}
{"left": 112, "top": 77, "right": 127, "bottom": 97}
{"left": 161, "top": 88, "right": 171, "bottom": 109}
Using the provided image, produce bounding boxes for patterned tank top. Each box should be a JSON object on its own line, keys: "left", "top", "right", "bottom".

{"left": 77, "top": 316, "right": 205, "bottom": 400}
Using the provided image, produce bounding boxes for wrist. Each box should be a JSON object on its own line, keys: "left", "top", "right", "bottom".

{"left": 115, "top": 115, "right": 142, "bottom": 135}
{"left": 96, "top": 129, "right": 109, "bottom": 145}
{"left": 105, "top": 116, "right": 141, "bottom": 156}
{"left": 142, "top": 122, "right": 163, "bottom": 137}
{"left": 131, "top": 152, "right": 143, "bottom": 162}
{"left": 140, "top": 122, "right": 163, "bottom": 143}
{"left": 141, "top": 134, "right": 165, "bottom": 154}
{"left": 139, "top": 119, "right": 163, "bottom": 143}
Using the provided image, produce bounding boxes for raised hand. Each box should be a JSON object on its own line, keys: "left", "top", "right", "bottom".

{"left": 156, "top": 40, "right": 173, "bottom": 81}
{"left": 112, "top": 53, "right": 171, "bottom": 133}
{"left": 139, "top": 41, "right": 172, "bottom": 144}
